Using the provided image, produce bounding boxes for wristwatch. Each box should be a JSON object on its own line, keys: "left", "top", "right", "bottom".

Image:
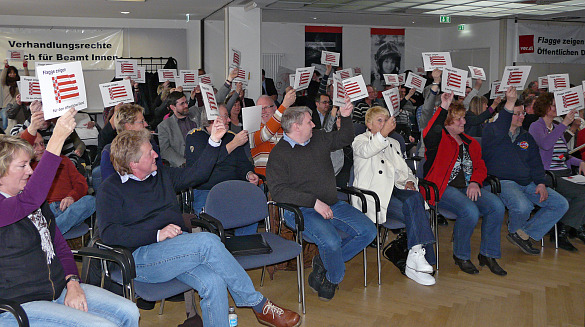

{"left": 66, "top": 275, "right": 81, "bottom": 286}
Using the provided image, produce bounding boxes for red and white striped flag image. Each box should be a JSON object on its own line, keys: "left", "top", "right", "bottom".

{"left": 162, "top": 71, "right": 174, "bottom": 80}
{"left": 200, "top": 76, "right": 211, "bottom": 84}
{"left": 411, "top": 77, "right": 422, "bottom": 88}
{"left": 554, "top": 78, "right": 567, "bottom": 89}
{"left": 336, "top": 82, "right": 346, "bottom": 98}
{"left": 541, "top": 78, "right": 548, "bottom": 87}
{"left": 299, "top": 72, "right": 311, "bottom": 85}
{"left": 430, "top": 56, "right": 446, "bottom": 66}
{"left": 29, "top": 81, "right": 40, "bottom": 95}
{"left": 325, "top": 53, "right": 336, "bottom": 62}
{"left": 205, "top": 92, "right": 218, "bottom": 111}
{"left": 508, "top": 71, "right": 523, "bottom": 84}
{"left": 495, "top": 84, "right": 501, "bottom": 93}
{"left": 233, "top": 52, "right": 240, "bottom": 65}
{"left": 121, "top": 63, "right": 134, "bottom": 73}
{"left": 344, "top": 81, "right": 361, "bottom": 96}
{"left": 136, "top": 69, "right": 142, "bottom": 79}
{"left": 52, "top": 74, "right": 79, "bottom": 103}
{"left": 340, "top": 71, "right": 350, "bottom": 79}
{"left": 390, "top": 94, "right": 399, "bottom": 110}
{"left": 398, "top": 75, "right": 404, "bottom": 84}
{"left": 108, "top": 85, "right": 128, "bottom": 101}
{"left": 473, "top": 68, "right": 483, "bottom": 77}
{"left": 10, "top": 52, "right": 22, "bottom": 60}
{"left": 237, "top": 69, "right": 246, "bottom": 80}
{"left": 563, "top": 92, "right": 580, "bottom": 107}
{"left": 184, "top": 73, "right": 195, "bottom": 83}
{"left": 447, "top": 73, "right": 462, "bottom": 88}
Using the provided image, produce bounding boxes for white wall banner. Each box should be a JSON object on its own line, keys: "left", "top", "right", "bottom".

{"left": 517, "top": 23, "right": 585, "bottom": 64}
{"left": 0, "top": 28, "right": 123, "bottom": 70}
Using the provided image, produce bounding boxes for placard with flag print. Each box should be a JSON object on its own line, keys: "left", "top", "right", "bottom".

{"left": 37, "top": 61, "right": 87, "bottom": 119}
{"left": 199, "top": 74, "right": 213, "bottom": 86}
{"left": 134, "top": 66, "right": 146, "bottom": 84}
{"left": 490, "top": 81, "right": 504, "bottom": 99}
{"left": 404, "top": 73, "right": 426, "bottom": 93}
{"left": 538, "top": 76, "right": 549, "bottom": 90}
{"left": 353, "top": 67, "right": 362, "bottom": 76}
{"left": 500, "top": 66, "right": 531, "bottom": 91}
{"left": 442, "top": 67, "right": 468, "bottom": 97}
{"left": 99, "top": 79, "right": 133, "bottom": 108}
{"left": 341, "top": 75, "right": 368, "bottom": 102}
{"left": 233, "top": 67, "right": 249, "bottom": 88}
{"left": 398, "top": 73, "right": 406, "bottom": 85}
{"left": 382, "top": 87, "right": 399, "bottom": 116}
{"left": 554, "top": 85, "right": 584, "bottom": 115}
{"left": 320, "top": 51, "right": 340, "bottom": 66}
{"left": 332, "top": 73, "right": 346, "bottom": 107}
{"left": 200, "top": 82, "right": 219, "bottom": 120}
{"left": 176, "top": 70, "right": 198, "bottom": 90}
{"left": 468, "top": 66, "right": 486, "bottom": 80}
{"left": 383, "top": 74, "right": 400, "bottom": 86}
{"left": 115, "top": 59, "right": 138, "bottom": 78}
{"left": 157, "top": 69, "right": 177, "bottom": 82}
{"left": 7, "top": 50, "right": 24, "bottom": 61}
{"left": 422, "top": 52, "right": 452, "bottom": 71}
{"left": 547, "top": 73, "right": 570, "bottom": 93}
{"left": 34, "top": 62, "right": 60, "bottom": 78}
{"left": 336, "top": 68, "right": 354, "bottom": 80}
{"left": 19, "top": 76, "right": 42, "bottom": 102}
{"left": 230, "top": 48, "right": 241, "bottom": 69}
{"left": 293, "top": 66, "right": 315, "bottom": 91}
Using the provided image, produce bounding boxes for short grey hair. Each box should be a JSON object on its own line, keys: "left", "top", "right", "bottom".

{"left": 281, "top": 106, "right": 312, "bottom": 133}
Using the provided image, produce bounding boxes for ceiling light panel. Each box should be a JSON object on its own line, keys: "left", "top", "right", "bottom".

{"left": 494, "top": 3, "right": 532, "bottom": 9}
{"left": 435, "top": 0, "right": 475, "bottom": 5}
{"left": 467, "top": 7, "right": 507, "bottom": 13}
{"left": 378, "top": 2, "right": 419, "bottom": 8}
{"left": 447, "top": 5, "right": 484, "bottom": 10}
{"left": 412, "top": 4, "right": 449, "bottom": 9}
{"left": 425, "top": 9, "right": 458, "bottom": 14}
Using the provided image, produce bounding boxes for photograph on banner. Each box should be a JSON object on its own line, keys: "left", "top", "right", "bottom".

{"left": 115, "top": 59, "right": 137, "bottom": 78}
{"left": 500, "top": 66, "right": 531, "bottom": 90}
{"left": 442, "top": 67, "right": 468, "bottom": 97}
{"left": 305, "top": 26, "right": 342, "bottom": 68}
{"left": 321, "top": 50, "right": 340, "bottom": 66}
{"left": 490, "top": 81, "right": 504, "bottom": 99}
{"left": 34, "top": 62, "right": 60, "bottom": 77}
{"left": 332, "top": 73, "right": 346, "bottom": 107}
{"left": 517, "top": 23, "right": 585, "bottom": 65}
{"left": 398, "top": 73, "right": 405, "bottom": 85}
{"left": 293, "top": 66, "right": 315, "bottom": 91}
{"left": 547, "top": 73, "right": 570, "bottom": 93}
{"left": 422, "top": 52, "right": 452, "bottom": 71}
{"left": 342, "top": 75, "right": 368, "bottom": 102}
{"left": 37, "top": 61, "right": 86, "bottom": 119}
{"left": 242, "top": 105, "right": 262, "bottom": 134}
{"left": 19, "top": 76, "right": 41, "bottom": 102}
{"left": 404, "top": 73, "right": 426, "bottom": 93}
{"left": 383, "top": 74, "right": 399, "bottom": 86}
{"left": 135, "top": 66, "right": 146, "bottom": 84}
{"left": 538, "top": 76, "right": 549, "bottom": 90}
{"left": 382, "top": 87, "right": 399, "bottom": 116}
{"left": 336, "top": 68, "right": 353, "bottom": 80}
{"left": 199, "top": 74, "right": 213, "bottom": 86}
{"left": 177, "top": 70, "right": 198, "bottom": 90}
{"left": 99, "top": 79, "right": 133, "bottom": 108}
{"left": 554, "top": 85, "right": 584, "bottom": 115}
{"left": 157, "top": 69, "right": 176, "bottom": 82}
{"left": 230, "top": 48, "right": 241, "bottom": 69}
{"left": 468, "top": 66, "right": 486, "bottom": 80}
{"left": 7, "top": 50, "right": 24, "bottom": 61}
{"left": 371, "top": 28, "right": 404, "bottom": 92}
{"left": 199, "top": 83, "right": 219, "bottom": 120}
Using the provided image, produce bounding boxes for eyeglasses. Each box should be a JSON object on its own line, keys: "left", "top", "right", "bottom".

{"left": 513, "top": 111, "right": 527, "bottom": 117}
{"left": 262, "top": 105, "right": 276, "bottom": 110}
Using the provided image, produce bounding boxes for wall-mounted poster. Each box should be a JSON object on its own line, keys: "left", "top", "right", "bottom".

{"left": 371, "top": 28, "right": 405, "bottom": 93}
{"left": 305, "top": 26, "right": 342, "bottom": 69}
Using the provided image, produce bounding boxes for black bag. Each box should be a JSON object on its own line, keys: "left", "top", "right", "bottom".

{"left": 225, "top": 234, "right": 272, "bottom": 256}
{"left": 382, "top": 232, "right": 408, "bottom": 275}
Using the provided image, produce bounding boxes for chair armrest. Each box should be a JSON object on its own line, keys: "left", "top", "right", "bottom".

{"left": 0, "top": 299, "right": 29, "bottom": 327}
{"left": 545, "top": 170, "right": 557, "bottom": 189}
{"left": 198, "top": 212, "right": 226, "bottom": 242}
{"left": 73, "top": 247, "right": 135, "bottom": 285}
{"left": 337, "top": 185, "right": 367, "bottom": 213}
{"left": 484, "top": 175, "right": 501, "bottom": 194}
{"left": 90, "top": 242, "right": 137, "bottom": 288}
{"left": 349, "top": 186, "right": 381, "bottom": 213}
{"left": 270, "top": 202, "right": 305, "bottom": 232}
{"left": 418, "top": 179, "right": 439, "bottom": 203}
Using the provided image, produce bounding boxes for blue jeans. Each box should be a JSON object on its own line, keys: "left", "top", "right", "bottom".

{"left": 387, "top": 187, "right": 436, "bottom": 265}
{"left": 50, "top": 195, "right": 96, "bottom": 234}
{"left": 0, "top": 108, "right": 7, "bottom": 130}
{"left": 497, "top": 180, "right": 567, "bottom": 240}
{"left": 0, "top": 283, "right": 139, "bottom": 327}
{"left": 282, "top": 201, "right": 376, "bottom": 284}
{"left": 132, "top": 232, "right": 263, "bottom": 327}
{"left": 193, "top": 189, "right": 258, "bottom": 236}
{"left": 437, "top": 186, "right": 505, "bottom": 260}
{"left": 91, "top": 166, "right": 102, "bottom": 194}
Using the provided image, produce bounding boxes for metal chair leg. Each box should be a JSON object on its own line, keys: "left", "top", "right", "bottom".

{"left": 260, "top": 266, "right": 266, "bottom": 287}
{"left": 362, "top": 249, "right": 367, "bottom": 287}
{"left": 298, "top": 230, "right": 306, "bottom": 314}
{"left": 159, "top": 299, "right": 165, "bottom": 315}
{"left": 554, "top": 223, "right": 559, "bottom": 249}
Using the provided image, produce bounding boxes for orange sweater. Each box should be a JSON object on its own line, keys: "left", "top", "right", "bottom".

{"left": 249, "top": 104, "right": 286, "bottom": 176}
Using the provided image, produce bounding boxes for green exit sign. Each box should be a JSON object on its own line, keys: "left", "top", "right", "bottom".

{"left": 440, "top": 15, "right": 451, "bottom": 23}
{"left": 458, "top": 24, "right": 465, "bottom": 30}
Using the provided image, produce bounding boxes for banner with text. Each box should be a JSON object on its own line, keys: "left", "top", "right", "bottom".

{"left": 517, "top": 23, "right": 585, "bottom": 64}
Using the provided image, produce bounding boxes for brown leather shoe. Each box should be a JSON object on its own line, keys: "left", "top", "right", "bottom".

{"left": 254, "top": 300, "right": 301, "bottom": 327}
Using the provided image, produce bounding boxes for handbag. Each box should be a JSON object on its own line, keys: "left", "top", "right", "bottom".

{"left": 382, "top": 232, "right": 408, "bottom": 275}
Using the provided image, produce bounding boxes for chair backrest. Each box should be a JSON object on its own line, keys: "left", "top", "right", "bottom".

{"left": 205, "top": 180, "right": 268, "bottom": 230}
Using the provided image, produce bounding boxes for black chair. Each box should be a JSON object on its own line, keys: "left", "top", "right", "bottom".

{"left": 0, "top": 299, "right": 28, "bottom": 327}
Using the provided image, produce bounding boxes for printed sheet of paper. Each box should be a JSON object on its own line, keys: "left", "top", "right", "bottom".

{"left": 99, "top": 79, "right": 134, "bottom": 108}
{"left": 176, "top": 70, "right": 198, "bottom": 90}
{"left": 199, "top": 74, "right": 213, "bottom": 86}
{"left": 554, "top": 85, "right": 584, "bottom": 116}
{"left": 547, "top": 74, "right": 570, "bottom": 93}
{"left": 398, "top": 73, "right": 406, "bottom": 85}
{"left": 342, "top": 75, "right": 368, "bottom": 102}
{"left": 134, "top": 66, "right": 146, "bottom": 84}
{"left": 336, "top": 68, "right": 353, "bottom": 80}
{"left": 233, "top": 68, "right": 249, "bottom": 88}
{"left": 382, "top": 87, "right": 400, "bottom": 116}
{"left": 37, "top": 61, "right": 87, "bottom": 119}
{"left": 157, "top": 69, "right": 177, "bottom": 82}
{"left": 321, "top": 51, "right": 340, "bottom": 66}
{"left": 442, "top": 67, "right": 469, "bottom": 97}
{"left": 422, "top": 52, "right": 452, "bottom": 71}
{"left": 115, "top": 59, "right": 137, "bottom": 78}
{"left": 383, "top": 74, "right": 400, "bottom": 86}
{"left": 7, "top": 50, "right": 24, "bottom": 61}
{"left": 19, "top": 76, "right": 41, "bottom": 102}
{"left": 199, "top": 82, "right": 219, "bottom": 120}
{"left": 500, "top": 66, "right": 531, "bottom": 91}
{"left": 35, "top": 62, "right": 60, "bottom": 77}
{"left": 538, "top": 76, "right": 549, "bottom": 90}
{"left": 289, "top": 74, "right": 295, "bottom": 87}
{"left": 490, "top": 81, "right": 504, "bottom": 99}
{"left": 242, "top": 105, "right": 262, "bottom": 134}
{"left": 230, "top": 48, "right": 241, "bottom": 69}
{"left": 468, "top": 66, "right": 486, "bottom": 80}
{"left": 404, "top": 73, "right": 426, "bottom": 93}
{"left": 332, "top": 73, "right": 346, "bottom": 107}
{"left": 293, "top": 66, "right": 315, "bottom": 91}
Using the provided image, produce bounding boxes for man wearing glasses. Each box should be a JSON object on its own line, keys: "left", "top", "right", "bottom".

{"left": 312, "top": 94, "right": 332, "bottom": 129}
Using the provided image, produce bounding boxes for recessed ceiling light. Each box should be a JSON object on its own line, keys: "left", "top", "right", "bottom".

{"left": 121, "top": 11, "right": 130, "bottom": 14}
{"left": 312, "top": 17, "right": 317, "bottom": 19}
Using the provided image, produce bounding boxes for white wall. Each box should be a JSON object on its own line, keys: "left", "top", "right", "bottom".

{"left": 203, "top": 20, "right": 226, "bottom": 91}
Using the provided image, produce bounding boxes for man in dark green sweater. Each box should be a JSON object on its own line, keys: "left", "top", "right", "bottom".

{"left": 267, "top": 98, "right": 376, "bottom": 301}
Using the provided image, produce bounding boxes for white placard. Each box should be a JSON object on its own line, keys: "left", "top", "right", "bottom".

{"left": 547, "top": 74, "right": 570, "bottom": 93}
{"left": 293, "top": 67, "right": 315, "bottom": 91}
{"left": 115, "top": 59, "right": 137, "bottom": 78}
{"left": 34, "top": 62, "right": 60, "bottom": 77}
{"left": 20, "top": 76, "right": 41, "bottom": 102}
{"left": 490, "top": 81, "right": 504, "bottom": 99}
{"left": 468, "top": 66, "right": 486, "bottom": 80}
{"left": 135, "top": 66, "right": 146, "bottom": 84}
{"left": 321, "top": 51, "right": 340, "bottom": 66}
{"left": 98, "top": 79, "right": 133, "bottom": 108}
{"left": 383, "top": 74, "right": 400, "bottom": 86}
{"left": 398, "top": 73, "right": 406, "bottom": 85}
{"left": 341, "top": 75, "right": 368, "bottom": 102}
{"left": 500, "top": 66, "right": 531, "bottom": 91}
{"left": 157, "top": 69, "right": 176, "bottom": 82}
{"left": 404, "top": 73, "right": 426, "bottom": 93}
{"left": 332, "top": 73, "right": 346, "bottom": 107}
{"left": 382, "top": 88, "right": 399, "bottom": 116}
{"left": 230, "top": 48, "right": 241, "bottom": 68}
{"left": 354, "top": 67, "right": 362, "bottom": 75}
{"left": 233, "top": 68, "right": 249, "bottom": 87}
{"left": 538, "top": 76, "right": 549, "bottom": 90}
{"left": 242, "top": 105, "right": 262, "bottom": 134}
{"left": 7, "top": 50, "right": 24, "bottom": 61}
{"left": 176, "top": 70, "right": 198, "bottom": 90}
{"left": 200, "top": 83, "right": 219, "bottom": 120}
{"left": 199, "top": 74, "right": 213, "bottom": 86}
{"left": 37, "top": 61, "right": 87, "bottom": 119}
{"left": 554, "top": 85, "right": 584, "bottom": 116}
{"left": 289, "top": 74, "right": 295, "bottom": 87}
{"left": 422, "top": 52, "right": 452, "bottom": 71}
{"left": 336, "top": 68, "right": 353, "bottom": 80}
{"left": 582, "top": 81, "right": 585, "bottom": 94}
{"left": 442, "top": 67, "right": 469, "bottom": 97}
{"left": 562, "top": 175, "right": 585, "bottom": 184}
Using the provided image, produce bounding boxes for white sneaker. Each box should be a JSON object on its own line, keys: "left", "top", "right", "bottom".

{"left": 405, "top": 266, "right": 436, "bottom": 286}
{"left": 406, "top": 244, "right": 433, "bottom": 274}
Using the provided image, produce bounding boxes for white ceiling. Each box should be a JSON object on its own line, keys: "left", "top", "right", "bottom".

{"left": 0, "top": 0, "right": 584, "bottom": 28}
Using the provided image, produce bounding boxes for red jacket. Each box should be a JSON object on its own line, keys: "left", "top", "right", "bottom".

{"left": 422, "top": 107, "right": 487, "bottom": 205}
